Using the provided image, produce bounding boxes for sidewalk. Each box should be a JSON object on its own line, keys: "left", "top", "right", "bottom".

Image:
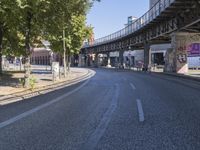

{"left": 100, "top": 66, "right": 200, "bottom": 81}
{"left": 0, "top": 67, "right": 93, "bottom": 104}
{"left": 153, "top": 71, "right": 200, "bottom": 82}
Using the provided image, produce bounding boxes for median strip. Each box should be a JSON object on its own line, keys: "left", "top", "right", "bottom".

{"left": 0, "top": 69, "right": 95, "bottom": 105}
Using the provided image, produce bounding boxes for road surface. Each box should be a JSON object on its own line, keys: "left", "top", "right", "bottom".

{"left": 0, "top": 68, "right": 200, "bottom": 150}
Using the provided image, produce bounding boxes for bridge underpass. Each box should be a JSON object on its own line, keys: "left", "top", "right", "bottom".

{"left": 81, "top": 0, "right": 200, "bottom": 74}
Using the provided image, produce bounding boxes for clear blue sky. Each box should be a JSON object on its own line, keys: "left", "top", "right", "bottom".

{"left": 87, "top": 0, "right": 149, "bottom": 39}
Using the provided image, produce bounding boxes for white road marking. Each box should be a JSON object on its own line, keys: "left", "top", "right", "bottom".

{"left": 136, "top": 99, "right": 145, "bottom": 122}
{"left": 130, "top": 83, "right": 136, "bottom": 90}
{"left": 82, "top": 84, "right": 120, "bottom": 150}
{"left": 0, "top": 76, "right": 92, "bottom": 129}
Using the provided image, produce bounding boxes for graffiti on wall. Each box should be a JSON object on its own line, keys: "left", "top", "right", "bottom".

{"left": 176, "top": 43, "right": 200, "bottom": 63}
{"left": 176, "top": 39, "right": 188, "bottom": 64}
{"left": 172, "top": 33, "right": 200, "bottom": 74}
{"left": 177, "top": 54, "right": 187, "bottom": 63}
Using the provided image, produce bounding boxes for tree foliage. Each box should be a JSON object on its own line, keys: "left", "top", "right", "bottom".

{"left": 0, "top": 0, "right": 98, "bottom": 84}
{"left": 43, "top": 0, "right": 97, "bottom": 75}
{"left": 0, "top": 0, "right": 19, "bottom": 74}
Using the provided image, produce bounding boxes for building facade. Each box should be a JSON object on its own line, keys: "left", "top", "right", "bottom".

{"left": 125, "top": 16, "right": 137, "bottom": 26}
{"left": 31, "top": 48, "right": 63, "bottom": 66}
{"left": 31, "top": 48, "right": 51, "bottom": 65}
{"left": 151, "top": 44, "right": 171, "bottom": 66}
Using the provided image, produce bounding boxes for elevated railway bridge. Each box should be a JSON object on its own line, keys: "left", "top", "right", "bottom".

{"left": 81, "top": 0, "right": 200, "bottom": 73}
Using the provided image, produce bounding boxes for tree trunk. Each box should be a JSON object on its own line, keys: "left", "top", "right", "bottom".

{"left": 24, "top": 56, "right": 30, "bottom": 88}
{"left": 24, "top": 11, "right": 32, "bottom": 88}
{"left": 63, "top": 29, "right": 67, "bottom": 78}
{"left": 0, "top": 26, "right": 3, "bottom": 75}
{"left": 63, "top": 51, "right": 67, "bottom": 78}
{"left": 67, "top": 54, "right": 71, "bottom": 73}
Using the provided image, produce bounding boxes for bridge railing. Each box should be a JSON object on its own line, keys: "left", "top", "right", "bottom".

{"left": 84, "top": 0, "right": 175, "bottom": 48}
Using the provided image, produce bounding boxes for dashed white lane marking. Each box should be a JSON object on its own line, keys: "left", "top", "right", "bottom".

{"left": 0, "top": 77, "right": 92, "bottom": 129}
{"left": 130, "top": 83, "right": 136, "bottom": 90}
{"left": 136, "top": 99, "right": 145, "bottom": 122}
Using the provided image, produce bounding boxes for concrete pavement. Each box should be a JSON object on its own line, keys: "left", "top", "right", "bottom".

{"left": 0, "top": 68, "right": 200, "bottom": 150}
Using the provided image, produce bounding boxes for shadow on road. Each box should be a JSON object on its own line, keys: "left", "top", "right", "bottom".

{"left": 0, "top": 72, "right": 20, "bottom": 87}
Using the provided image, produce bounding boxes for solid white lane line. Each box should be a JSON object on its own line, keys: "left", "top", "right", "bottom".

{"left": 0, "top": 77, "right": 91, "bottom": 129}
{"left": 130, "top": 83, "right": 136, "bottom": 90}
{"left": 136, "top": 99, "right": 145, "bottom": 122}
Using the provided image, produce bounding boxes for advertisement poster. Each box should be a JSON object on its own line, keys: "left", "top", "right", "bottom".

{"left": 188, "top": 43, "right": 200, "bottom": 57}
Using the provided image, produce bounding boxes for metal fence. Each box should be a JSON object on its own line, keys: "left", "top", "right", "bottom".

{"left": 83, "top": 0, "right": 175, "bottom": 48}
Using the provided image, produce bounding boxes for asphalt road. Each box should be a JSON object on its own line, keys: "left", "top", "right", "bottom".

{"left": 0, "top": 68, "right": 200, "bottom": 150}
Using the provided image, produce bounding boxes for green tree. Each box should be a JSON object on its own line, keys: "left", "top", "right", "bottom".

{"left": 0, "top": 0, "right": 99, "bottom": 82}
{"left": 0, "top": 0, "right": 18, "bottom": 74}
{"left": 16, "top": 0, "right": 51, "bottom": 87}
{"left": 66, "top": 15, "right": 93, "bottom": 71}
{"left": 45, "top": 0, "right": 97, "bottom": 77}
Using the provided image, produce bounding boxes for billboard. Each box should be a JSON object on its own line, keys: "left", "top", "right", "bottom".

{"left": 188, "top": 57, "right": 200, "bottom": 68}
{"left": 188, "top": 43, "right": 200, "bottom": 57}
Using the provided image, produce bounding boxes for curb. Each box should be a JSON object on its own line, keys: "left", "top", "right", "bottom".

{"left": 99, "top": 66, "right": 200, "bottom": 82}
{"left": 151, "top": 72, "right": 200, "bottom": 82}
{"left": 0, "top": 69, "right": 95, "bottom": 104}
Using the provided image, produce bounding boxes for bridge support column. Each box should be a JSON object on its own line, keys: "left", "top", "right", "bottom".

{"left": 144, "top": 43, "right": 151, "bottom": 71}
{"left": 85, "top": 55, "right": 89, "bottom": 67}
{"left": 106, "top": 52, "right": 111, "bottom": 67}
{"left": 115, "top": 57, "right": 118, "bottom": 67}
{"left": 119, "top": 50, "right": 125, "bottom": 68}
{"left": 94, "top": 53, "right": 99, "bottom": 67}
{"left": 87, "top": 54, "right": 93, "bottom": 67}
{"left": 78, "top": 54, "right": 86, "bottom": 67}
{"left": 169, "top": 32, "right": 200, "bottom": 74}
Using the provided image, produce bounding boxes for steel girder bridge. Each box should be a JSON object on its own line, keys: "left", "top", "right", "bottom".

{"left": 81, "top": 0, "right": 200, "bottom": 54}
